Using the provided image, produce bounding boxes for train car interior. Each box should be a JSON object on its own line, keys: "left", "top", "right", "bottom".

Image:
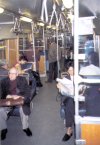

{"left": 0, "top": 0, "right": 100, "bottom": 145}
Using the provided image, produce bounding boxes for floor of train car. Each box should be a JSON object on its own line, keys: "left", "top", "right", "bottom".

{"left": 1, "top": 79, "right": 75, "bottom": 145}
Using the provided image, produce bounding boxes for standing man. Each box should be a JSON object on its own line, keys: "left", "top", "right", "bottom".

{"left": 0, "top": 67, "right": 32, "bottom": 140}
{"left": 47, "top": 38, "right": 61, "bottom": 82}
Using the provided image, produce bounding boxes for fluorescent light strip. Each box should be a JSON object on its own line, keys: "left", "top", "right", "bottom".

{"left": 47, "top": 25, "right": 51, "bottom": 28}
{"left": 37, "top": 22, "right": 44, "bottom": 26}
{"left": 20, "top": 16, "right": 32, "bottom": 22}
{"left": 0, "top": 7, "right": 4, "bottom": 13}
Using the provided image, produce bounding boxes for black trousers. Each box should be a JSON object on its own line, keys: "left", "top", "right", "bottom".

{"left": 48, "top": 61, "right": 57, "bottom": 81}
{"left": 64, "top": 97, "right": 75, "bottom": 127}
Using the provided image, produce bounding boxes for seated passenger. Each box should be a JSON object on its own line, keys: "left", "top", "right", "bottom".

{"left": 79, "top": 51, "right": 100, "bottom": 116}
{"left": 15, "top": 55, "right": 29, "bottom": 75}
{"left": 56, "top": 61, "right": 75, "bottom": 142}
{"left": 79, "top": 51, "right": 100, "bottom": 76}
{"left": 0, "top": 67, "right": 32, "bottom": 140}
{"left": 15, "top": 55, "right": 42, "bottom": 87}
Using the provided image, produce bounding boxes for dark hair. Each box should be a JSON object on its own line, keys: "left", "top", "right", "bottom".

{"left": 19, "top": 55, "right": 28, "bottom": 62}
{"left": 65, "top": 60, "right": 74, "bottom": 71}
{"left": 88, "top": 51, "right": 99, "bottom": 66}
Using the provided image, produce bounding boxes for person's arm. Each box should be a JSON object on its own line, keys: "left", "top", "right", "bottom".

{"left": 6, "top": 95, "right": 24, "bottom": 100}
{"left": 23, "top": 68, "right": 31, "bottom": 72}
{"left": 18, "top": 76, "right": 31, "bottom": 104}
{"left": 0, "top": 78, "right": 8, "bottom": 99}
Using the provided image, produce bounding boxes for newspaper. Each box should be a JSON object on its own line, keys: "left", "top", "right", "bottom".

{"left": 56, "top": 77, "right": 74, "bottom": 97}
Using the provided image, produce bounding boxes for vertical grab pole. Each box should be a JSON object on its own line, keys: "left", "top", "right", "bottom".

{"left": 74, "top": 0, "right": 80, "bottom": 141}
{"left": 43, "top": 26, "right": 46, "bottom": 76}
{"left": 56, "top": 25, "right": 60, "bottom": 77}
{"left": 31, "top": 21, "right": 36, "bottom": 71}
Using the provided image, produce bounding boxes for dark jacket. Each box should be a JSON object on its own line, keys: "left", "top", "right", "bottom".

{"left": 85, "top": 83, "right": 100, "bottom": 117}
{"left": 0, "top": 76, "right": 31, "bottom": 115}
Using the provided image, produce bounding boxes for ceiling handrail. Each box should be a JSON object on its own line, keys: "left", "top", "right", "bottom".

{"left": 49, "top": 3, "right": 58, "bottom": 26}
{"left": 40, "top": 0, "right": 48, "bottom": 23}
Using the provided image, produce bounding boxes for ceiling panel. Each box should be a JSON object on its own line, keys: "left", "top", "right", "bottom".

{"left": 0, "top": 0, "right": 100, "bottom": 19}
{"left": 0, "top": 0, "right": 43, "bottom": 19}
{"left": 80, "top": 0, "right": 100, "bottom": 16}
{"left": 0, "top": 0, "right": 100, "bottom": 33}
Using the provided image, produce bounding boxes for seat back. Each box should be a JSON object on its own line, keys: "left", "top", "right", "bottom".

{"left": 0, "top": 74, "right": 8, "bottom": 99}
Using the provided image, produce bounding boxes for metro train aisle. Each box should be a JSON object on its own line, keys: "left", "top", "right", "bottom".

{"left": 1, "top": 80, "right": 75, "bottom": 145}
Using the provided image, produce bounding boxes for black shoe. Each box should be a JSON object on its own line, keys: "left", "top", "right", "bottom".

{"left": 62, "top": 133, "right": 72, "bottom": 141}
{"left": 23, "top": 128, "right": 32, "bottom": 136}
{"left": 1, "top": 129, "right": 8, "bottom": 140}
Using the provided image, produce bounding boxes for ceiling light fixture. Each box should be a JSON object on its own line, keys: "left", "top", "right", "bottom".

{"left": 47, "top": 25, "right": 51, "bottom": 29}
{"left": 62, "top": 0, "right": 73, "bottom": 9}
{"left": 0, "top": 7, "right": 4, "bottom": 13}
{"left": 20, "top": 16, "right": 32, "bottom": 22}
{"left": 37, "top": 22, "right": 44, "bottom": 27}
{"left": 51, "top": 25, "right": 56, "bottom": 30}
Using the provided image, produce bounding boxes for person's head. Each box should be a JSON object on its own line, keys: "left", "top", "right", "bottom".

{"left": 19, "top": 55, "right": 28, "bottom": 64}
{"left": 8, "top": 67, "right": 18, "bottom": 81}
{"left": 65, "top": 61, "right": 74, "bottom": 76}
{"left": 87, "top": 51, "right": 99, "bottom": 66}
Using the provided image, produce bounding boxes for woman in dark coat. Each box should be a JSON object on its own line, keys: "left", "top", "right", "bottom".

{"left": 57, "top": 61, "right": 75, "bottom": 141}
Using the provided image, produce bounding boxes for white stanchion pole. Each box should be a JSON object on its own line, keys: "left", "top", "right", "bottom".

{"left": 31, "top": 21, "right": 36, "bottom": 71}
{"left": 74, "top": 0, "right": 80, "bottom": 142}
{"left": 43, "top": 26, "right": 46, "bottom": 76}
{"left": 74, "top": 0, "right": 79, "bottom": 116}
{"left": 56, "top": 25, "right": 60, "bottom": 77}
